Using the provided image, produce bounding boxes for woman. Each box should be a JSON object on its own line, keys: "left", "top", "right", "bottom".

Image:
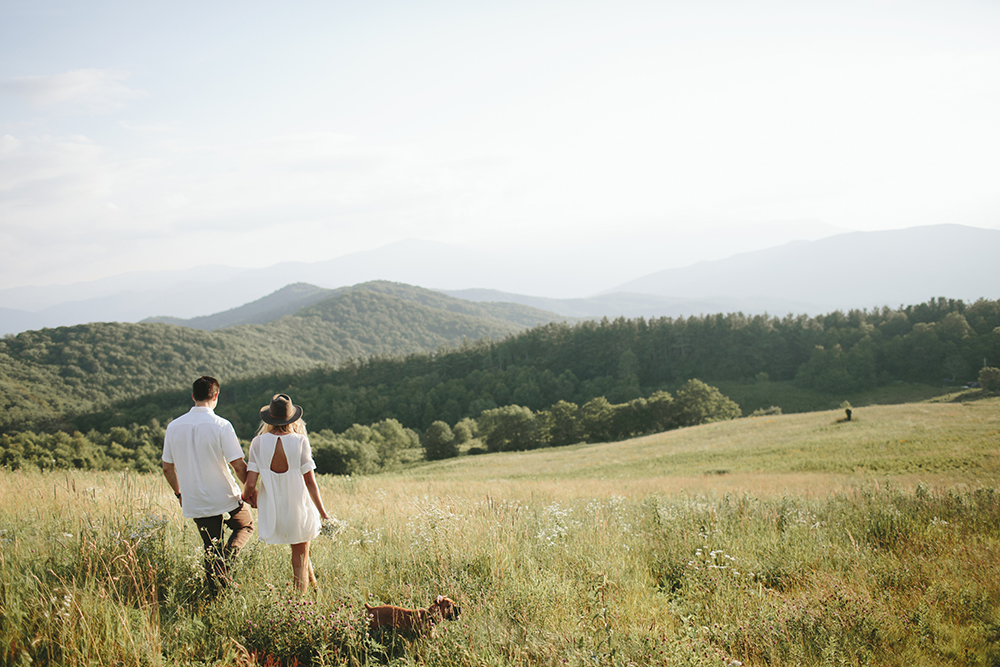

{"left": 243, "top": 393, "right": 330, "bottom": 593}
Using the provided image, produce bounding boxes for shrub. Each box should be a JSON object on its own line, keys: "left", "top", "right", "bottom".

{"left": 452, "top": 418, "right": 476, "bottom": 444}
{"left": 672, "top": 379, "right": 742, "bottom": 427}
{"left": 311, "top": 430, "right": 379, "bottom": 475}
{"left": 478, "top": 405, "right": 541, "bottom": 452}
{"left": 979, "top": 366, "right": 1000, "bottom": 391}
{"left": 423, "top": 421, "right": 458, "bottom": 460}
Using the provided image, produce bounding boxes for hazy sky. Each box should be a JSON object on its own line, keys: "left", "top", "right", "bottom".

{"left": 1, "top": 0, "right": 998, "bottom": 291}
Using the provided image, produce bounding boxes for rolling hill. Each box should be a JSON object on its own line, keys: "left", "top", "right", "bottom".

{"left": 395, "top": 395, "right": 1000, "bottom": 489}
{"left": 143, "top": 283, "right": 334, "bottom": 330}
{"left": 143, "top": 281, "right": 570, "bottom": 331}
{"left": 61, "top": 293, "right": 1000, "bottom": 444}
{"left": 0, "top": 283, "right": 568, "bottom": 433}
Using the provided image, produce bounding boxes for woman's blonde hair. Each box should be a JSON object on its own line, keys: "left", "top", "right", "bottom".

{"left": 256, "top": 418, "right": 307, "bottom": 437}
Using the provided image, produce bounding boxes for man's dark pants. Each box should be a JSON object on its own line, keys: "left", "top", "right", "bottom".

{"left": 193, "top": 501, "right": 254, "bottom": 594}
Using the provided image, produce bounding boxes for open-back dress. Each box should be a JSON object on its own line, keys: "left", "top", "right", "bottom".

{"left": 247, "top": 432, "right": 321, "bottom": 544}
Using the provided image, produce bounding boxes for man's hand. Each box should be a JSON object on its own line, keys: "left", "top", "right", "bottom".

{"left": 162, "top": 461, "right": 182, "bottom": 505}
{"left": 242, "top": 470, "right": 259, "bottom": 509}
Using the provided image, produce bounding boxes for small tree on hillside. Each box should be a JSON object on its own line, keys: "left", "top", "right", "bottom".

{"left": 671, "top": 379, "right": 742, "bottom": 428}
{"left": 478, "top": 405, "right": 540, "bottom": 452}
{"left": 452, "top": 418, "right": 476, "bottom": 446}
{"left": 646, "top": 391, "right": 675, "bottom": 432}
{"left": 979, "top": 367, "right": 1000, "bottom": 391}
{"left": 540, "top": 400, "right": 581, "bottom": 447}
{"left": 579, "top": 397, "right": 614, "bottom": 442}
{"left": 371, "top": 418, "right": 412, "bottom": 467}
{"left": 423, "top": 421, "right": 458, "bottom": 460}
{"left": 311, "top": 431, "right": 380, "bottom": 476}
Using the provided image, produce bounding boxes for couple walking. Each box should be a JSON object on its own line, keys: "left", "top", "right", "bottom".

{"left": 161, "top": 376, "right": 330, "bottom": 594}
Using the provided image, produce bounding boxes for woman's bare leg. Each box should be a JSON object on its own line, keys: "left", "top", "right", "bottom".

{"left": 291, "top": 542, "right": 312, "bottom": 593}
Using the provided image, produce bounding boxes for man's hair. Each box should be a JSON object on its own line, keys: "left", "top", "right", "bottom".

{"left": 192, "top": 376, "right": 220, "bottom": 401}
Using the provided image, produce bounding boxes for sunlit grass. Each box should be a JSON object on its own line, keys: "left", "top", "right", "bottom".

{"left": 712, "top": 379, "right": 957, "bottom": 416}
{"left": 1, "top": 396, "right": 999, "bottom": 665}
{"left": 394, "top": 395, "right": 1000, "bottom": 491}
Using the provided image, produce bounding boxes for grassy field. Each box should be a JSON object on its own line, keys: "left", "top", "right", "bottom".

{"left": 1, "top": 395, "right": 998, "bottom": 665}
{"left": 711, "top": 379, "right": 957, "bottom": 416}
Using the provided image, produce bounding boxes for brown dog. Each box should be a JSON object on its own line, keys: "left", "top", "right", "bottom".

{"left": 364, "top": 595, "right": 461, "bottom": 636}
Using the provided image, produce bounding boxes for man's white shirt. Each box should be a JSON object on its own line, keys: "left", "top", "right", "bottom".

{"left": 162, "top": 406, "right": 244, "bottom": 518}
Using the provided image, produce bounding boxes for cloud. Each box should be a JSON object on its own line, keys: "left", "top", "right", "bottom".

{"left": 0, "top": 133, "right": 111, "bottom": 214}
{"left": 0, "top": 128, "right": 510, "bottom": 288}
{"left": 0, "top": 69, "right": 146, "bottom": 114}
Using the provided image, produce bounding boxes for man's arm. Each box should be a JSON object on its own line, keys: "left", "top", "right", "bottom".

{"left": 229, "top": 458, "right": 248, "bottom": 485}
{"left": 162, "top": 461, "right": 181, "bottom": 504}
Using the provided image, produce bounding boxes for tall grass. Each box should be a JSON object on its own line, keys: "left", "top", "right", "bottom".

{"left": 2, "top": 398, "right": 999, "bottom": 665}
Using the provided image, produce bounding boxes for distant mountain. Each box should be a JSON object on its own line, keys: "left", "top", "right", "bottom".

{"left": 0, "top": 222, "right": 846, "bottom": 335}
{"left": 610, "top": 224, "right": 1000, "bottom": 312}
{"left": 144, "top": 283, "right": 335, "bottom": 330}
{"left": 441, "top": 289, "right": 815, "bottom": 319}
{"left": 1, "top": 223, "right": 994, "bottom": 335}
{"left": 0, "top": 283, "right": 565, "bottom": 433}
{"left": 0, "top": 266, "right": 274, "bottom": 335}
{"left": 143, "top": 281, "right": 570, "bottom": 331}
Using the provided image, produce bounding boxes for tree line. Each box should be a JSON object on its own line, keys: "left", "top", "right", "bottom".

{"left": 0, "top": 380, "right": 742, "bottom": 475}
{"left": 89, "top": 295, "right": 994, "bottom": 436}
{"left": 3, "top": 296, "right": 998, "bottom": 452}
{"left": 5, "top": 362, "right": 996, "bottom": 475}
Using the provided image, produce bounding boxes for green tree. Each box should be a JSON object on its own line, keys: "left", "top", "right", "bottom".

{"left": 645, "top": 391, "right": 675, "bottom": 433}
{"left": 423, "top": 421, "right": 458, "bottom": 460}
{"left": 539, "top": 400, "right": 580, "bottom": 447}
{"left": 452, "top": 418, "right": 476, "bottom": 445}
{"left": 579, "top": 397, "right": 614, "bottom": 443}
{"left": 979, "top": 367, "right": 1000, "bottom": 391}
{"left": 671, "top": 379, "right": 742, "bottom": 428}
{"left": 478, "top": 405, "right": 540, "bottom": 452}
{"left": 371, "top": 418, "right": 412, "bottom": 467}
{"left": 311, "top": 430, "right": 379, "bottom": 476}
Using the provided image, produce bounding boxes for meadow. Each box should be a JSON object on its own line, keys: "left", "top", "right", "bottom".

{"left": 1, "top": 395, "right": 998, "bottom": 666}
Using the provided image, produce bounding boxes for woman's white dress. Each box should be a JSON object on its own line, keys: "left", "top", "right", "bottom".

{"left": 247, "top": 432, "right": 321, "bottom": 544}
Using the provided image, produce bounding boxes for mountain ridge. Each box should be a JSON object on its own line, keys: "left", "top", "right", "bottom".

{"left": 1, "top": 224, "right": 996, "bottom": 335}
{"left": 143, "top": 281, "right": 572, "bottom": 331}
{"left": 610, "top": 224, "right": 1000, "bottom": 311}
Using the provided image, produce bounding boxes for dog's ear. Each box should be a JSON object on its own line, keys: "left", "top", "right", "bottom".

{"left": 435, "top": 595, "right": 444, "bottom": 604}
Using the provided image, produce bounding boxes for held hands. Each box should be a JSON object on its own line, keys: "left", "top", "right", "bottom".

{"left": 242, "top": 487, "right": 258, "bottom": 509}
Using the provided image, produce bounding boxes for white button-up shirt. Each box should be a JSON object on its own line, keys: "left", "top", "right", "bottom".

{"left": 162, "top": 406, "right": 244, "bottom": 518}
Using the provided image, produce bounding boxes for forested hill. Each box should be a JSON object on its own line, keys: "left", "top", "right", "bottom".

{"left": 0, "top": 285, "right": 568, "bottom": 433}
{"left": 143, "top": 280, "right": 567, "bottom": 331}
{"left": 70, "top": 296, "right": 1000, "bottom": 439}
{"left": 143, "top": 283, "right": 333, "bottom": 330}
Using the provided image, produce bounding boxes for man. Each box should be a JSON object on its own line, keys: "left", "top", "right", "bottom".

{"left": 162, "top": 375, "right": 254, "bottom": 595}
